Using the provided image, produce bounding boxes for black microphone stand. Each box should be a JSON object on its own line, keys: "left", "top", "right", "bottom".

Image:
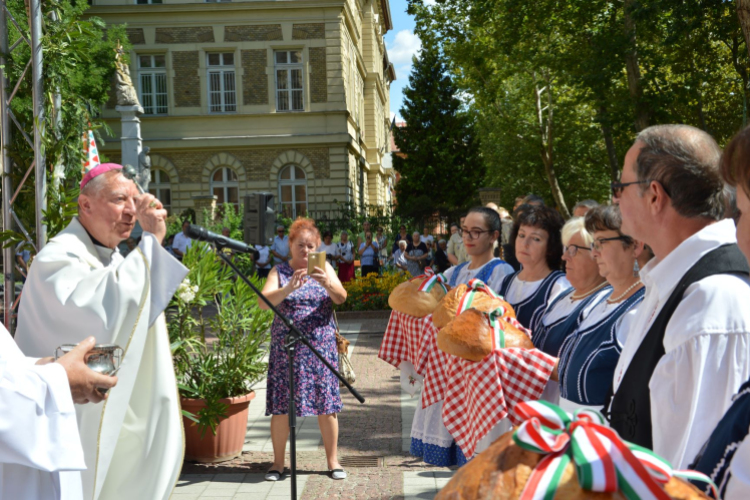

{"left": 213, "top": 244, "right": 365, "bottom": 500}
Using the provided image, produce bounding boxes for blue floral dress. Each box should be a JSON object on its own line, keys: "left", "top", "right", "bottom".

{"left": 265, "top": 262, "right": 343, "bottom": 417}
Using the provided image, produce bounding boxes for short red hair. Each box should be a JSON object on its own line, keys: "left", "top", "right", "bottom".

{"left": 288, "top": 217, "right": 321, "bottom": 246}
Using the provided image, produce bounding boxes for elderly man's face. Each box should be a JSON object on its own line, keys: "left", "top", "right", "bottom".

{"left": 80, "top": 172, "right": 138, "bottom": 248}
{"left": 615, "top": 142, "right": 648, "bottom": 242}
{"left": 451, "top": 226, "right": 457, "bottom": 235}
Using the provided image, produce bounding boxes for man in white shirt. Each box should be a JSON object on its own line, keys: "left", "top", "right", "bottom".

{"left": 255, "top": 242, "right": 272, "bottom": 279}
{"left": 271, "top": 225, "right": 289, "bottom": 264}
{"left": 610, "top": 124, "right": 750, "bottom": 469}
{"left": 0, "top": 334, "right": 117, "bottom": 500}
{"left": 171, "top": 220, "right": 193, "bottom": 260}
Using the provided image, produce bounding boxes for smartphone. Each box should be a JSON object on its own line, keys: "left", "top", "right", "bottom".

{"left": 307, "top": 252, "right": 326, "bottom": 275}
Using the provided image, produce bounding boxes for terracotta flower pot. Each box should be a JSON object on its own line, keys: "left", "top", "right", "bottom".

{"left": 181, "top": 391, "right": 255, "bottom": 463}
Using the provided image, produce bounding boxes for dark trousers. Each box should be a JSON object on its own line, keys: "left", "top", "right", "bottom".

{"left": 361, "top": 265, "right": 379, "bottom": 277}
{"left": 257, "top": 268, "right": 270, "bottom": 279}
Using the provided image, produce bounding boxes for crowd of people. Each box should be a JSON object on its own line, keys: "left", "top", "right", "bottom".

{"left": 6, "top": 122, "right": 750, "bottom": 499}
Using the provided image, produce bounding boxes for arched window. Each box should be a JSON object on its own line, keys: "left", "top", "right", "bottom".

{"left": 278, "top": 165, "right": 307, "bottom": 218}
{"left": 211, "top": 167, "right": 239, "bottom": 209}
{"left": 148, "top": 169, "right": 171, "bottom": 214}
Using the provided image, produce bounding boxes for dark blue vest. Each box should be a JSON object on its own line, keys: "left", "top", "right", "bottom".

{"left": 447, "top": 259, "right": 507, "bottom": 287}
{"left": 533, "top": 285, "right": 612, "bottom": 357}
{"left": 690, "top": 379, "right": 750, "bottom": 498}
{"left": 557, "top": 288, "right": 644, "bottom": 407}
{"left": 498, "top": 270, "right": 566, "bottom": 332}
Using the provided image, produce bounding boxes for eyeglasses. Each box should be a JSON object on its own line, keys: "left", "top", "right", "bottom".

{"left": 459, "top": 228, "right": 492, "bottom": 240}
{"left": 611, "top": 179, "right": 651, "bottom": 198}
{"left": 563, "top": 245, "right": 591, "bottom": 258}
{"left": 590, "top": 236, "right": 629, "bottom": 252}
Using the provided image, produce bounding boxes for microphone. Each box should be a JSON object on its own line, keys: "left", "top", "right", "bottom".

{"left": 186, "top": 224, "right": 254, "bottom": 254}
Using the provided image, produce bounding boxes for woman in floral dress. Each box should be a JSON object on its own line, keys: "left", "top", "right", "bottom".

{"left": 259, "top": 218, "right": 348, "bottom": 481}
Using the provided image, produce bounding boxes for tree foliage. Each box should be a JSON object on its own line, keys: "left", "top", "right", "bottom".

{"left": 408, "top": 0, "right": 750, "bottom": 212}
{"left": 392, "top": 45, "right": 484, "bottom": 222}
{"left": 3, "top": 0, "right": 128, "bottom": 244}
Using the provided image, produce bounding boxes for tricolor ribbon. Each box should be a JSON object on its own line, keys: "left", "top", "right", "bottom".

{"left": 410, "top": 267, "right": 435, "bottom": 280}
{"left": 457, "top": 279, "right": 505, "bottom": 317}
{"left": 512, "top": 401, "right": 719, "bottom": 500}
{"left": 417, "top": 272, "right": 448, "bottom": 294}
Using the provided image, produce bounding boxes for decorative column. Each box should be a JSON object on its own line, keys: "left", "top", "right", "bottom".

{"left": 117, "top": 104, "right": 143, "bottom": 171}
{"left": 192, "top": 195, "right": 218, "bottom": 225}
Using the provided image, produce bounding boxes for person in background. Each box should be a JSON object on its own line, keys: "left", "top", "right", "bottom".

{"left": 336, "top": 230, "right": 355, "bottom": 283}
{"left": 688, "top": 124, "right": 750, "bottom": 498}
{"left": 15, "top": 241, "right": 31, "bottom": 281}
{"left": 573, "top": 199, "right": 599, "bottom": 218}
{"left": 447, "top": 217, "right": 469, "bottom": 266}
{"left": 611, "top": 124, "right": 750, "bottom": 470}
{"left": 255, "top": 239, "right": 272, "bottom": 279}
{"left": 124, "top": 237, "right": 138, "bottom": 255}
{"left": 392, "top": 224, "right": 409, "bottom": 255}
{"left": 259, "top": 218, "right": 348, "bottom": 482}
{"left": 405, "top": 231, "right": 429, "bottom": 276}
{"left": 498, "top": 205, "right": 570, "bottom": 331}
{"left": 393, "top": 240, "right": 409, "bottom": 273}
{"left": 433, "top": 239, "right": 450, "bottom": 273}
{"left": 513, "top": 196, "right": 526, "bottom": 212}
{"left": 498, "top": 207, "right": 513, "bottom": 248}
{"left": 376, "top": 226, "right": 388, "bottom": 269}
{"left": 420, "top": 226, "right": 434, "bottom": 267}
{"left": 358, "top": 231, "right": 379, "bottom": 277}
{"left": 172, "top": 219, "right": 193, "bottom": 260}
{"left": 523, "top": 194, "right": 545, "bottom": 206}
{"left": 318, "top": 231, "right": 338, "bottom": 268}
{"left": 164, "top": 234, "right": 177, "bottom": 258}
{"left": 271, "top": 225, "right": 290, "bottom": 265}
{"left": 357, "top": 220, "right": 372, "bottom": 249}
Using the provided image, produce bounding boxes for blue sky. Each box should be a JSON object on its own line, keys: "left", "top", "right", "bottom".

{"left": 384, "top": 0, "right": 427, "bottom": 122}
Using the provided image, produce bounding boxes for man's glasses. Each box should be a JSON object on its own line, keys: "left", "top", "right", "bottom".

{"left": 563, "top": 245, "right": 591, "bottom": 258}
{"left": 611, "top": 179, "right": 651, "bottom": 197}
{"left": 459, "top": 228, "right": 492, "bottom": 240}
{"left": 590, "top": 236, "right": 629, "bottom": 252}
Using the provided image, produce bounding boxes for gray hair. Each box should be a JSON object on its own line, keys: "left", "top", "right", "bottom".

{"left": 340, "top": 230, "right": 348, "bottom": 236}
{"left": 398, "top": 240, "right": 408, "bottom": 248}
{"left": 573, "top": 199, "right": 599, "bottom": 212}
{"left": 635, "top": 125, "right": 724, "bottom": 220}
{"left": 80, "top": 169, "right": 122, "bottom": 198}
{"left": 561, "top": 216, "right": 594, "bottom": 247}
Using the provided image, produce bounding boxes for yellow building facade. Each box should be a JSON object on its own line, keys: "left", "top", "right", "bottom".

{"left": 90, "top": 0, "right": 396, "bottom": 219}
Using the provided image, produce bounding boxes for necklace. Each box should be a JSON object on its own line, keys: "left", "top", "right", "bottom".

{"left": 607, "top": 280, "right": 643, "bottom": 304}
{"left": 570, "top": 281, "right": 608, "bottom": 301}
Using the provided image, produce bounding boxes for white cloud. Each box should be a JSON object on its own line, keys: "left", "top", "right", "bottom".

{"left": 386, "top": 29, "right": 422, "bottom": 66}
{"left": 423, "top": 0, "right": 437, "bottom": 4}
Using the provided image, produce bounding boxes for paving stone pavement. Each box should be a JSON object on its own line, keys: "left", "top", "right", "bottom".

{"left": 173, "top": 318, "right": 455, "bottom": 500}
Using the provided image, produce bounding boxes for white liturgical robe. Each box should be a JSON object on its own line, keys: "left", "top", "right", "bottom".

{"left": 0, "top": 326, "right": 85, "bottom": 500}
{"left": 14, "top": 217, "right": 188, "bottom": 500}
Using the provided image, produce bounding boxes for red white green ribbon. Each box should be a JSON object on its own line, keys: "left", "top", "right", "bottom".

{"left": 417, "top": 273, "right": 448, "bottom": 294}
{"left": 512, "top": 401, "right": 719, "bottom": 500}
{"left": 467, "top": 278, "right": 501, "bottom": 299}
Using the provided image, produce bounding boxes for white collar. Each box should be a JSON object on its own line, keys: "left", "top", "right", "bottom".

{"left": 640, "top": 218, "right": 737, "bottom": 303}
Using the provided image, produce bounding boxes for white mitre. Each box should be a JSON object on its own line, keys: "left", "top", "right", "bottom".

{"left": 15, "top": 197, "right": 188, "bottom": 500}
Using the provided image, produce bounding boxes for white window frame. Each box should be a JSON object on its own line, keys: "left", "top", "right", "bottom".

{"left": 274, "top": 50, "right": 304, "bottom": 112}
{"left": 137, "top": 54, "right": 168, "bottom": 115}
{"left": 148, "top": 169, "right": 171, "bottom": 213}
{"left": 210, "top": 167, "right": 239, "bottom": 208}
{"left": 207, "top": 53, "right": 237, "bottom": 113}
{"left": 278, "top": 165, "right": 308, "bottom": 218}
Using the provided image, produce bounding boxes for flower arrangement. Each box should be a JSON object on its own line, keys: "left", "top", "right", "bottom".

{"left": 336, "top": 270, "right": 410, "bottom": 311}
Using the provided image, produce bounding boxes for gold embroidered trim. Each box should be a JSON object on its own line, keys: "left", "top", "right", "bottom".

{"left": 91, "top": 246, "right": 150, "bottom": 500}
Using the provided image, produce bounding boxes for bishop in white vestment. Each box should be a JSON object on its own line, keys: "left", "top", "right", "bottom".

{"left": 15, "top": 163, "right": 188, "bottom": 500}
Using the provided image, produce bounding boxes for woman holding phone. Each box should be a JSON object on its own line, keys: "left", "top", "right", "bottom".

{"left": 259, "top": 218, "right": 348, "bottom": 481}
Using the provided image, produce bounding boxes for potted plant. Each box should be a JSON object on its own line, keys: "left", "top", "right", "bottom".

{"left": 169, "top": 244, "right": 272, "bottom": 463}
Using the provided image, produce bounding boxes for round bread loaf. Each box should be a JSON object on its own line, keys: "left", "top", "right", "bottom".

{"left": 437, "top": 309, "right": 534, "bottom": 361}
{"left": 433, "top": 284, "right": 516, "bottom": 329}
{"left": 387, "top": 277, "right": 448, "bottom": 318}
{"left": 435, "top": 431, "right": 709, "bottom": 500}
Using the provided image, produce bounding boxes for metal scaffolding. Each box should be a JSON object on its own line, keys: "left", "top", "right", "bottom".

{"left": 0, "top": 0, "right": 46, "bottom": 334}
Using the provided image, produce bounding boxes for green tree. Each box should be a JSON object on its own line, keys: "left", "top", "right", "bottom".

{"left": 3, "top": 0, "right": 128, "bottom": 245}
{"left": 393, "top": 46, "right": 484, "bottom": 222}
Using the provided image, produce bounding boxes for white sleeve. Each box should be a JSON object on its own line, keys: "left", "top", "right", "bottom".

{"left": 650, "top": 333, "right": 750, "bottom": 469}
{"left": 549, "top": 276, "right": 572, "bottom": 303}
{"left": 0, "top": 331, "right": 85, "bottom": 472}
{"left": 442, "top": 265, "right": 456, "bottom": 282}
{"left": 138, "top": 233, "right": 189, "bottom": 326}
{"left": 726, "top": 428, "right": 750, "bottom": 499}
{"left": 615, "top": 304, "right": 641, "bottom": 346}
{"left": 487, "top": 262, "right": 515, "bottom": 290}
